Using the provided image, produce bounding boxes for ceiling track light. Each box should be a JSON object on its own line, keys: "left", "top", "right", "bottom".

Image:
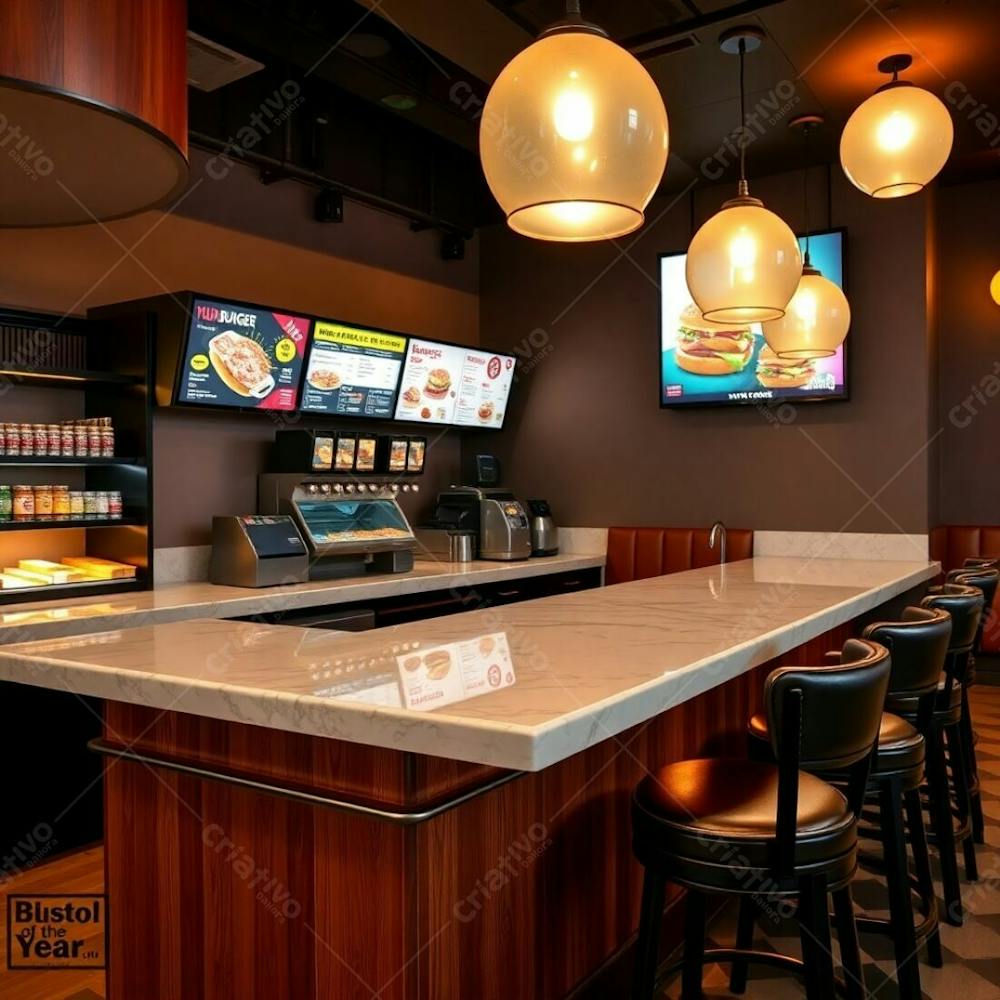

{"left": 479, "top": 0, "right": 669, "bottom": 242}
{"left": 762, "top": 115, "right": 851, "bottom": 360}
{"left": 684, "top": 26, "right": 801, "bottom": 324}
{"left": 840, "top": 53, "right": 954, "bottom": 198}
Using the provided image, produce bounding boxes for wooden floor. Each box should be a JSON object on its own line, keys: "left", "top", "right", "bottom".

{"left": 0, "top": 844, "right": 105, "bottom": 1000}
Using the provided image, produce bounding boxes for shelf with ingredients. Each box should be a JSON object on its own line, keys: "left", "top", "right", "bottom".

{"left": 0, "top": 305, "right": 154, "bottom": 605}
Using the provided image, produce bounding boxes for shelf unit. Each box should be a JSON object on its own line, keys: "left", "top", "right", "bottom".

{"left": 0, "top": 305, "right": 154, "bottom": 605}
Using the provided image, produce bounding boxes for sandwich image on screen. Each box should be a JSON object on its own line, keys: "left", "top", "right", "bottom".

{"left": 659, "top": 231, "right": 847, "bottom": 407}
{"left": 674, "top": 304, "right": 753, "bottom": 376}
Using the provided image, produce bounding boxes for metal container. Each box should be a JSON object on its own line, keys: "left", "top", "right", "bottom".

{"left": 449, "top": 532, "right": 475, "bottom": 563}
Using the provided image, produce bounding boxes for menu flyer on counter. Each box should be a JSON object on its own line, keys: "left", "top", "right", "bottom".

{"left": 301, "top": 321, "right": 407, "bottom": 418}
{"left": 397, "top": 632, "right": 515, "bottom": 711}
{"left": 393, "top": 338, "right": 515, "bottom": 428}
{"left": 177, "top": 298, "right": 309, "bottom": 411}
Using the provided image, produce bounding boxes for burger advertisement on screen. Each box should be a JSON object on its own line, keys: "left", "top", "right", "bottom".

{"left": 659, "top": 230, "right": 848, "bottom": 407}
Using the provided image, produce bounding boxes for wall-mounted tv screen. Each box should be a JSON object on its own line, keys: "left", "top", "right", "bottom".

{"left": 393, "top": 338, "right": 516, "bottom": 429}
{"left": 175, "top": 295, "right": 310, "bottom": 411}
{"left": 300, "top": 319, "right": 408, "bottom": 419}
{"left": 659, "top": 229, "right": 847, "bottom": 408}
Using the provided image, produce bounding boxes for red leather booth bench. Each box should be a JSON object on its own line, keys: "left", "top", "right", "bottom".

{"left": 605, "top": 526, "right": 754, "bottom": 586}
{"left": 931, "top": 525, "right": 1000, "bottom": 654}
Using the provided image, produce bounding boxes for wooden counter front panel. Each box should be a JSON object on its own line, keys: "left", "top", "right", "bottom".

{"left": 102, "top": 623, "right": 851, "bottom": 999}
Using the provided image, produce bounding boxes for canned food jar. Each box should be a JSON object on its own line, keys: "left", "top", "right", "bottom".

{"left": 34, "top": 424, "right": 49, "bottom": 455}
{"left": 100, "top": 427, "right": 114, "bottom": 457}
{"left": 47, "top": 424, "right": 61, "bottom": 455}
{"left": 61, "top": 425, "right": 75, "bottom": 456}
{"left": 95, "top": 491, "right": 109, "bottom": 517}
{"left": 88, "top": 426, "right": 102, "bottom": 456}
{"left": 0, "top": 423, "right": 6, "bottom": 456}
{"left": 69, "top": 490, "right": 85, "bottom": 517}
{"left": 74, "top": 426, "right": 89, "bottom": 457}
{"left": 52, "top": 484, "right": 70, "bottom": 518}
{"left": 5, "top": 424, "right": 19, "bottom": 457}
{"left": 13, "top": 485, "right": 34, "bottom": 521}
{"left": 83, "top": 491, "right": 99, "bottom": 517}
{"left": 19, "top": 424, "right": 34, "bottom": 456}
{"left": 108, "top": 491, "right": 123, "bottom": 519}
{"left": 33, "top": 484, "right": 53, "bottom": 518}
{"left": 0, "top": 485, "right": 12, "bottom": 521}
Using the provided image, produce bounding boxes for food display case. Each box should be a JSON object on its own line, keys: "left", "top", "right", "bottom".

{"left": 258, "top": 473, "right": 416, "bottom": 578}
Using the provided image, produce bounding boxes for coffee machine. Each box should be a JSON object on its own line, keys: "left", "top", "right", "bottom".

{"left": 417, "top": 486, "right": 530, "bottom": 561}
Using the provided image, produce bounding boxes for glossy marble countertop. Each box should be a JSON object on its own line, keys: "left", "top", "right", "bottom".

{"left": 0, "top": 557, "right": 937, "bottom": 771}
{"left": 0, "top": 554, "right": 605, "bottom": 645}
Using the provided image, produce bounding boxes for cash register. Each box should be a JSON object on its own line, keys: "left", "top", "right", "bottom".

{"left": 209, "top": 514, "right": 310, "bottom": 587}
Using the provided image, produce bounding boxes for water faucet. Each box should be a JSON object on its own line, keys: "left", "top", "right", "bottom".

{"left": 709, "top": 521, "right": 727, "bottom": 566}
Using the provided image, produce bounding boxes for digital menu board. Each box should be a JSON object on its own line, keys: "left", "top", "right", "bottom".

{"left": 176, "top": 296, "right": 309, "bottom": 411}
{"left": 659, "top": 229, "right": 848, "bottom": 408}
{"left": 300, "top": 320, "right": 407, "bottom": 419}
{"left": 393, "top": 338, "right": 515, "bottom": 428}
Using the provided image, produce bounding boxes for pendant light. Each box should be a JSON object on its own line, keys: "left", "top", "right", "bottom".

{"left": 479, "top": 0, "right": 668, "bottom": 242}
{"left": 840, "top": 54, "right": 953, "bottom": 199}
{"left": 685, "top": 28, "right": 801, "bottom": 323}
{"left": 992, "top": 271, "right": 1000, "bottom": 306}
{"left": 762, "top": 116, "right": 851, "bottom": 359}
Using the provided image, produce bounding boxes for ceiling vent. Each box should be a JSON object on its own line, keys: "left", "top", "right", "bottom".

{"left": 187, "top": 31, "right": 265, "bottom": 92}
{"left": 630, "top": 32, "right": 700, "bottom": 61}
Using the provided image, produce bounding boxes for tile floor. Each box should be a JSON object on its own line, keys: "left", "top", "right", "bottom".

{"left": 662, "top": 684, "right": 1000, "bottom": 999}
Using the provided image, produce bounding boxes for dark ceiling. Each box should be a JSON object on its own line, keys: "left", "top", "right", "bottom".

{"left": 187, "top": 0, "right": 1000, "bottom": 235}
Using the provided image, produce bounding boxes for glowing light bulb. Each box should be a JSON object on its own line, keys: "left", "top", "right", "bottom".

{"left": 991, "top": 269, "right": 1000, "bottom": 305}
{"left": 547, "top": 201, "right": 598, "bottom": 225}
{"left": 877, "top": 111, "right": 915, "bottom": 151}
{"left": 553, "top": 88, "right": 594, "bottom": 142}
{"left": 792, "top": 287, "right": 818, "bottom": 327}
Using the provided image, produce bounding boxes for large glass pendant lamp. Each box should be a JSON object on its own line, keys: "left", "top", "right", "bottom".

{"left": 479, "top": 0, "right": 668, "bottom": 242}
{"left": 840, "top": 54, "right": 953, "bottom": 198}
{"left": 762, "top": 116, "right": 851, "bottom": 359}
{"left": 685, "top": 28, "right": 801, "bottom": 323}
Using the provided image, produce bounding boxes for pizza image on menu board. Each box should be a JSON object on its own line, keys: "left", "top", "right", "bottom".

{"left": 177, "top": 297, "right": 309, "bottom": 411}
{"left": 301, "top": 321, "right": 407, "bottom": 418}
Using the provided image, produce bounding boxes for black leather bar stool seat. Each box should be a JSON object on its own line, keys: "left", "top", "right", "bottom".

{"left": 634, "top": 758, "right": 856, "bottom": 882}
{"left": 884, "top": 676, "right": 962, "bottom": 722}
{"left": 631, "top": 638, "right": 891, "bottom": 1000}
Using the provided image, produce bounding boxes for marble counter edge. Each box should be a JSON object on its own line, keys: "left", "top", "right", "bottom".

{"left": 0, "top": 560, "right": 938, "bottom": 772}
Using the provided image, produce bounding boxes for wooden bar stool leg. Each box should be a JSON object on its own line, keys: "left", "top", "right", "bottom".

{"left": 926, "top": 724, "right": 964, "bottom": 924}
{"left": 946, "top": 720, "right": 979, "bottom": 882}
{"left": 682, "top": 888, "right": 706, "bottom": 1000}
{"left": 904, "top": 786, "right": 943, "bottom": 967}
{"left": 880, "top": 779, "right": 922, "bottom": 1000}
{"left": 632, "top": 867, "right": 668, "bottom": 1000}
{"left": 961, "top": 685, "right": 986, "bottom": 844}
{"left": 728, "top": 895, "right": 759, "bottom": 994}
{"left": 832, "top": 885, "right": 865, "bottom": 1000}
{"left": 798, "top": 875, "right": 835, "bottom": 1000}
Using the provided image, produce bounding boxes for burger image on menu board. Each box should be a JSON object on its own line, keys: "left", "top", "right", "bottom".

{"left": 208, "top": 331, "right": 275, "bottom": 397}
{"left": 424, "top": 368, "right": 452, "bottom": 399}
{"left": 674, "top": 304, "right": 753, "bottom": 376}
{"left": 756, "top": 345, "right": 816, "bottom": 388}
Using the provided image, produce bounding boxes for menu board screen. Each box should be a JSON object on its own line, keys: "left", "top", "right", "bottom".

{"left": 177, "top": 297, "right": 309, "bottom": 411}
{"left": 659, "top": 229, "right": 848, "bottom": 408}
{"left": 394, "top": 339, "right": 515, "bottom": 428}
{"left": 300, "top": 321, "right": 407, "bottom": 418}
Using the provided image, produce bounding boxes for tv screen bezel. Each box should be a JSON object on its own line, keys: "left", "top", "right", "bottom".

{"left": 657, "top": 226, "right": 850, "bottom": 410}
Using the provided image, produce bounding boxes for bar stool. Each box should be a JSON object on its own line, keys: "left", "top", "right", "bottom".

{"left": 744, "top": 607, "right": 949, "bottom": 1000}
{"left": 949, "top": 566, "right": 999, "bottom": 845}
{"left": 631, "top": 638, "right": 890, "bottom": 1000}
{"left": 886, "top": 583, "right": 985, "bottom": 925}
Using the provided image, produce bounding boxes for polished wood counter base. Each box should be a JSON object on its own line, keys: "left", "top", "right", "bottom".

{"left": 101, "top": 620, "right": 852, "bottom": 1000}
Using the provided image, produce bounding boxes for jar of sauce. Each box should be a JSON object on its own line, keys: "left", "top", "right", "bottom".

{"left": 61, "top": 424, "right": 75, "bottom": 457}
{"left": 19, "top": 424, "right": 34, "bottom": 457}
{"left": 69, "top": 490, "right": 85, "bottom": 517}
{"left": 13, "top": 485, "right": 34, "bottom": 521}
{"left": 33, "top": 484, "right": 53, "bottom": 519}
{"left": 34, "top": 424, "right": 49, "bottom": 455}
{"left": 52, "top": 485, "right": 70, "bottom": 519}
{"left": 0, "top": 485, "right": 11, "bottom": 522}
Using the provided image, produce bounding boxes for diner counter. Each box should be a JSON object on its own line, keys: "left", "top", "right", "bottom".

{"left": 0, "top": 556, "right": 937, "bottom": 770}
{"left": 0, "top": 552, "right": 605, "bottom": 644}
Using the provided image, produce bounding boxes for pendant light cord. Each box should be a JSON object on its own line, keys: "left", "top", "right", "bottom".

{"left": 738, "top": 38, "right": 747, "bottom": 190}
{"left": 802, "top": 123, "right": 811, "bottom": 265}
{"left": 566, "top": 0, "right": 581, "bottom": 15}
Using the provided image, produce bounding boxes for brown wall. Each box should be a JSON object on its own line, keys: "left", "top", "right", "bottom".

{"left": 934, "top": 177, "right": 1000, "bottom": 526}
{"left": 474, "top": 167, "right": 936, "bottom": 533}
{"left": 0, "top": 153, "right": 478, "bottom": 547}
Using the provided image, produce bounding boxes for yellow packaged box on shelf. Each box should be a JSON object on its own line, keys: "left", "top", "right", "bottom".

{"left": 61, "top": 557, "right": 137, "bottom": 580}
{"left": 0, "top": 573, "right": 41, "bottom": 589}
{"left": 16, "top": 560, "right": 88, "bottom": 584}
